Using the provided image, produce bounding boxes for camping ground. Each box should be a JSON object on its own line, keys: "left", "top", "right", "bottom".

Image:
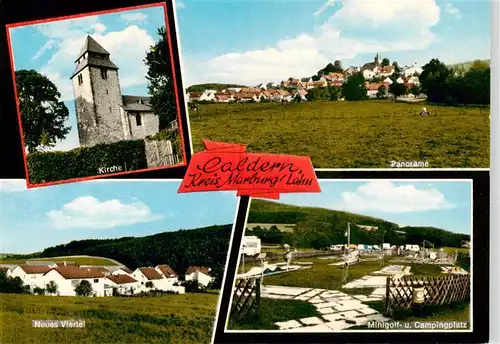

{"left": 189, "top": 101, "right": 489, "bottom": 168}
{"left": 228, "top": 254, "right": 470, "bottom": 331}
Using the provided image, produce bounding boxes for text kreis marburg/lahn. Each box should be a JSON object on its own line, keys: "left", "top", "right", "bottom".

{"left": 183, "top": 156, "right": 313, "bottom": 188}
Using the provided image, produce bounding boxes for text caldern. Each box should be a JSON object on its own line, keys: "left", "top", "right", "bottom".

{"left": 178, "top": 152, "right": 320, "bottom": 196}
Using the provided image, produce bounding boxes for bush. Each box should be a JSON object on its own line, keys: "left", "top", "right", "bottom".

{"left": 33, "top": 287, "right": 45, "bottom": 295}
{"left": 27, "top": 139, "right": 147, "bottom": 184}
{"left": 75, "top": 280, "right": 93, "bottom": 296}
{"left": 182, "top": 280, "right": 206, "bottom": 293}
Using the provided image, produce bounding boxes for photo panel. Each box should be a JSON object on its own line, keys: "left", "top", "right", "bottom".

{"left": 0, "top": 178, "right": 239, "bottom": 344}
{"left": 2, "top": 0, "right": 191, "bottom": 188}
{"left": 177, "top": 1, "right": 490, "bottom": 169}
{"left": 214, "top": 171, "right": 489, "bottom": 343}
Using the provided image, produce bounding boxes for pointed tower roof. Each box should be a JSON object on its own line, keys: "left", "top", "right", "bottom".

{"left": 71, "top": 35, "right": 118, "bottom": 79}
{"left": 75, "top": 35, "right": 111, "bottom": 62}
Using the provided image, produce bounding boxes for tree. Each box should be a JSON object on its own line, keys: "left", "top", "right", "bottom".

{"left": 392, "top": 61, "right": 401, "bottom": 73}
{"left": 145, "top": 27, "right": 178, "bottom": 129}
{"left": 381, "top": 58, "right": 390, "bottom": 67}
{"left": 33, "top": 287, "right": 45, "bottom": 295}
{"left": 74, "top": 280, "right": 93, "bottom": 296}
{"left": 332, "top": 60, "right": 343, "bottom": 73}
{"left": 376, "top": 85, "right": 387, "bottom": 99}
{"left": 311, "top": 75, "right": 320, "bottom": 81}
{"left": 15, "top": 70, "right": 70, "bottom": 153}
{"left": 342, "top": 73, "right": 367, "bottom": 101}
{"left": 419, "top": 58, "right": 452, "bottom": 103}
{"left": 46, "top": 280, "right": 58, "bottom": 294}
{"left": 389, "top": 82, "right": 407, "bottom": 102}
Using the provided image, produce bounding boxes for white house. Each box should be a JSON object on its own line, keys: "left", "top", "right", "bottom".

{"left": 111, "top": 267, "right": 133, "bottom": 276}
{"left": 362, "top": 69, "right": 376, "bottom": 80}
{"left": 43, "top": 266, "right": 110, "bottom": 296}
{"left": 8, "top": 265, "right": 51, "bottom": 290}
{"left": 104, "top": 274, "right": 140, "bottom": 295}
{"left": 199, "top": 90, "right": 216, "bottom": 102}
{"left": 155, "top": 265, "right": 179, "bottom": 283}
{"left": 272, "top": 89, "right": 293, "bottom": 102}
{"left": 382, "top": 243, "right": 391, "bottom": 250}
{"left": 383, "top": 77, "right": 393, "bottom": 85}
{"left": 258, "top": 83, "right": 267, "bottom": 90}
{"left": 242, "top": 236, "right": 261, "bottom": 256}
{"left": 293, "top": 89, "right": 308, "bottom": 101}
{"left": 403, "top": 64, "right": 423, "bottom": 77}
{"left": 185, "top": 266, "right": 214, "bottom": 287}
{"left": 407, "top": 76, "right": 420, "bottom": 86}
{"left": 131, "top": 267, "right": 166, "bottom": 290}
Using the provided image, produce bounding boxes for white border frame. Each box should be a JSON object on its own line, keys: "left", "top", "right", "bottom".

{"left": 223, "top": 179, "right": 474, "bottom": 334}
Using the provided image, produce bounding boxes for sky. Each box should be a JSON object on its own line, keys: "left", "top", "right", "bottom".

{"left": 175, "top": 0, "right": 490, "bottom": 87}
{"left": 1, "top": 179, "right": 238, "bottom": 254}
{"left": 254, "top": 180, "right": 472, "bottom": 235}
{"left": 8, "top": 5, "right": 168, "bottom": 151}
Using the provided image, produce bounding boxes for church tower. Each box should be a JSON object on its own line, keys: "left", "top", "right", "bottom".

{"left": 70, "top": 35, "right": 125, "bottom": 147}
{"left": 374, "top": 53, "right": 380, "bottom": 66}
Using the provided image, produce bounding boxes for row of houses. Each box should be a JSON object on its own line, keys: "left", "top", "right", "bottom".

{"left": 365, "top": 75, "right": 422, "bottom": 98}
{"left": 4, "top": 261, "right": 214, "bottom": 297}
{"left": 187, "top": 87, "right": 302, "bottom": 104}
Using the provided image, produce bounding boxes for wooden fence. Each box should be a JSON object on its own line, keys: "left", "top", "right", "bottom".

{"left": 231, "top": 277, "right": 261, "bottom": 320}
{"left": 386, "top": 274, "right": 470, "bottom": 314}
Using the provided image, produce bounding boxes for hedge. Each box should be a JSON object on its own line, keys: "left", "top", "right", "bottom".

{"left": 27, "top": 139, "right": 147, "bottom": 184}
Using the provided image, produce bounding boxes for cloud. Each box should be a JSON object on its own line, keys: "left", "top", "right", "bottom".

{"left": 47, "top": 196, "right": 163, "bottom": 229}
{"left": 28, "top": 16, "right": 155, "bottom": 101}
{"left": 185, "top": 0, "right": 441, "bottom": 85}
{"left": 337, "top": 181, "right": 455, "bottom": 213}
{"left": 32, "top": 39, "right": 57, "bottom": 61}
{"left": 120, "top": 12, "right": 149, "bottom": 23}
{"left": 445, "top": 2, "right": 462, "bottom": 19}
{"left": 314, "top": 0, "right": 336, "bottom": 16}
{"left": 0, "top": 179, "right": 27, "bottom": 192}
{"left": 177, "top": 1, "right": 185, "bottom": 9}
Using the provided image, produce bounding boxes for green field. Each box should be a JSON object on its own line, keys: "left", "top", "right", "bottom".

{"left": 0, "top": 293, "right": 218, "bottom": 344}
{"left": 189, "top": 101, "right": 489, "bottom": 168}
{"left": 0, "top": 256, "right": 119, "bottom": 266}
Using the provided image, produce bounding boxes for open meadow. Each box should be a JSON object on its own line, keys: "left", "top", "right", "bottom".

{"left": 0, "top": 293, "right": 218, "bottom": 344}
{"left": 189, "top": 101, "right": 489, "bottom": 168}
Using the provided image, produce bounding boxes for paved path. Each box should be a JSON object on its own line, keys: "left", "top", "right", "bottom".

{"left": 262, "top": 285, "right": 390, "bottom": 331}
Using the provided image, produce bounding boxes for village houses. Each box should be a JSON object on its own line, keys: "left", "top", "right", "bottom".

{"left": 3, "top": 261, "right": 216, "bottom": 297}
{"left": 185, "top": 54, "right": 424, "bottom": 104}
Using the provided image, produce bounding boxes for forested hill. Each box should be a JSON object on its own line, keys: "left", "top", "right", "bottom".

{"left": 23, "top": 225, "right": 232, "bottom": 284}
{"left": 247, "top": 200, "right": 469, "bottom": 249}
{"left": 186, "top": 83, "right": 247, "bottom": 92}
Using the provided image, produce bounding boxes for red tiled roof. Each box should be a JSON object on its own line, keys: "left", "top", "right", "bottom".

{"left": 215, "top": 94, "right": 231, "bottom": 100}
{"left": 156, "top": 265, "right": 178, "bottom": 278}
{"left": 367, "top": 82, "right": 385, "bottom": 91}
{"left": 186, "top": 266, "right": 211, "bottom": 275}
{"left": 106, "top": 274, "right": 137, "bottom": 285}
{"left": 236, "top": 92, "right": 257, "bottom": 99}
{"left": 138, "top": 267, "right": 164, "bottom": 280}
{"left": 189, "top": 92, "right": 203, "bottom": 98}
{"left": 20, "top": 265, "right": 52, "bottom": 274}
{"left": 46, "top": 266, "right": 106, "bottom": 279}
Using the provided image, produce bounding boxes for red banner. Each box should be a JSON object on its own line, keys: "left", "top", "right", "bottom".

{"left": 178, "top": 140, "right": 321, "bottom": 199}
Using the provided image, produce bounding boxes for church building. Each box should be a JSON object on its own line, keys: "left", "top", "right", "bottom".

{"left": 70, "top": 35, "right": 159, "bottom": 147}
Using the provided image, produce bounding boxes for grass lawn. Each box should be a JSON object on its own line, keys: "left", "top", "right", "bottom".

{"left": 227, "top": 298, "right": 320, "bottom": 330}
{"left": 189, "top": 101, "right": 489, "bottom": 168}
{"left": 0, "top": 256, "right": 119, "bottom": 266}
{"left": 408, "top": 263, "right": 445, "bottom": 276}
{"left": 0, "top": 293, "right": 218, "bottom": 344}
{"left": 261, "top": 258, "right": 383, "bottom": 290}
